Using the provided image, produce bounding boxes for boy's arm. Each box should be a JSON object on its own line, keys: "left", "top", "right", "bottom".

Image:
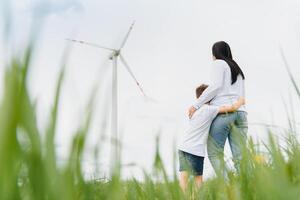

{"left": 218, "top": 97, "right": 245, "bottom": 114}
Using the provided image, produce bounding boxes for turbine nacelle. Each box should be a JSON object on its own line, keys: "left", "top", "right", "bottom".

{"left": 109, "top": 50, "right": 121, "bottom": 60}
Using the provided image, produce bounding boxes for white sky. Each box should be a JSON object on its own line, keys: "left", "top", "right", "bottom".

{"left": 1, "top": 0, "right": 300, "bottom": 179}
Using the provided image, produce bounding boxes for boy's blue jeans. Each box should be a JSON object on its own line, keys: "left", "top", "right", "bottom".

{"left": 207, "top": 111, "right": 248, "bottom": 176}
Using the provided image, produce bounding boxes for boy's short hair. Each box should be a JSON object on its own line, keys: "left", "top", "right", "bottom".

{"left": 196, "top": 84, "right": 208, "bottom": 98}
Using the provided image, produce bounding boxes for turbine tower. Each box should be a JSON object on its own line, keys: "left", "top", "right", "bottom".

{"left": 67, "top": 21, "right": 145, "bottom": 176}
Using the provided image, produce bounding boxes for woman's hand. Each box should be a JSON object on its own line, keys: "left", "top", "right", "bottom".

{"left": 188, "top": 106, "right": 197, "bottom": 119}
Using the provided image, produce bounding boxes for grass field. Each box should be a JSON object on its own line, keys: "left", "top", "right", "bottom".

{"left": 0, "top": 42, "right": 299, "bottom": 200}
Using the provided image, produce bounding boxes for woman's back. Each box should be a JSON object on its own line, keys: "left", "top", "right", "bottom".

{"left": 210, "top": 60, "right": 246, "bottom": 111}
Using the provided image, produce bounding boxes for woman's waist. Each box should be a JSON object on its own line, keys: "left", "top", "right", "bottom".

{"left": 210, "top": 98, "right": 237, "bottom": 105}
{"left": 211, "top": 97, "right": 247, "bottom": 112}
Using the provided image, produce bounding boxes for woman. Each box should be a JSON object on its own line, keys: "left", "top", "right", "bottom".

{"left": 188, "top": 41, "right": 248, "bottom": 176}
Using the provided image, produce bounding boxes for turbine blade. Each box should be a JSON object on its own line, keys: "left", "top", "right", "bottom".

{"left": 119, "top": 21, "right": 135, "bottom": 49}
{"left": 119, "top": 54, "right": 146, "bottom": 97}
{"left": 66, "top": 38, "right": 116, "bottom": 52}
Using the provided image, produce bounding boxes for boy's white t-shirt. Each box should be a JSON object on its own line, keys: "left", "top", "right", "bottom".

{"left": 178, "top": 104, "right": 219, "bottom": 157}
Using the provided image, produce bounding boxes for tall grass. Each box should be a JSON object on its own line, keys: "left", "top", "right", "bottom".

{"left": 0, "top": 44, "right": 300, "bottom": 200}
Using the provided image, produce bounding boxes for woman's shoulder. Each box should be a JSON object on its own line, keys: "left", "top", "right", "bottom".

{"left": 211, "top": 59, "right": 228, "bottom": 72}
{"left": 213, "top": 59, "right": 228, "bottom": 67}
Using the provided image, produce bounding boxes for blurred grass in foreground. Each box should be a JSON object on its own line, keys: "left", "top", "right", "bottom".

{"left": 0, "top": 43, "right": 299, "bottom": 200}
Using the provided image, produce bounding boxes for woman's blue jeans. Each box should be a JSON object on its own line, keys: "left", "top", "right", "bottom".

{"left": 207, "top": 111, "right": 248, "bottom": 176}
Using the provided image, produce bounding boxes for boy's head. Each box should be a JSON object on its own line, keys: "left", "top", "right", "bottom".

{"left": 196, "top": 84, "right": 208, "bottom": 98}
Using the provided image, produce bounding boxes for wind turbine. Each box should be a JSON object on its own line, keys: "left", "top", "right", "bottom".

{"left": 66, "top": 21, "right": 146, "bottom": 176}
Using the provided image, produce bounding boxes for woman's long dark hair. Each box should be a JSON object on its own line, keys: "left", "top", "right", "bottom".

{"left": 212, "top": 41, "right": 245, "bottom": 84}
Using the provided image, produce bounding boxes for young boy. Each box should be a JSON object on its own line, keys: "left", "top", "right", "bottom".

{"left": 178, "top": 84, "right": 245, "bottom": 191}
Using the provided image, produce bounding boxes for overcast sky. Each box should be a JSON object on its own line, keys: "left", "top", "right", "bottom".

{"left": 1, "top": 0, "right": 300, "bottom": 179}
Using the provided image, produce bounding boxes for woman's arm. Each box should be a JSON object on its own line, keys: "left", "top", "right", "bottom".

{"left": 192, "top": 60, "right": 225, "bottom": 109}
{"left": 188, "top": 60, "right": 225, "bottom": 118}
{"left": 218, "top": 97, "right": 245, "bottom": 113}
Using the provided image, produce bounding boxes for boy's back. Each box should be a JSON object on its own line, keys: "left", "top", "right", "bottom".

{"left": 178, "top": 104, "right": 219, "bottom": 157}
